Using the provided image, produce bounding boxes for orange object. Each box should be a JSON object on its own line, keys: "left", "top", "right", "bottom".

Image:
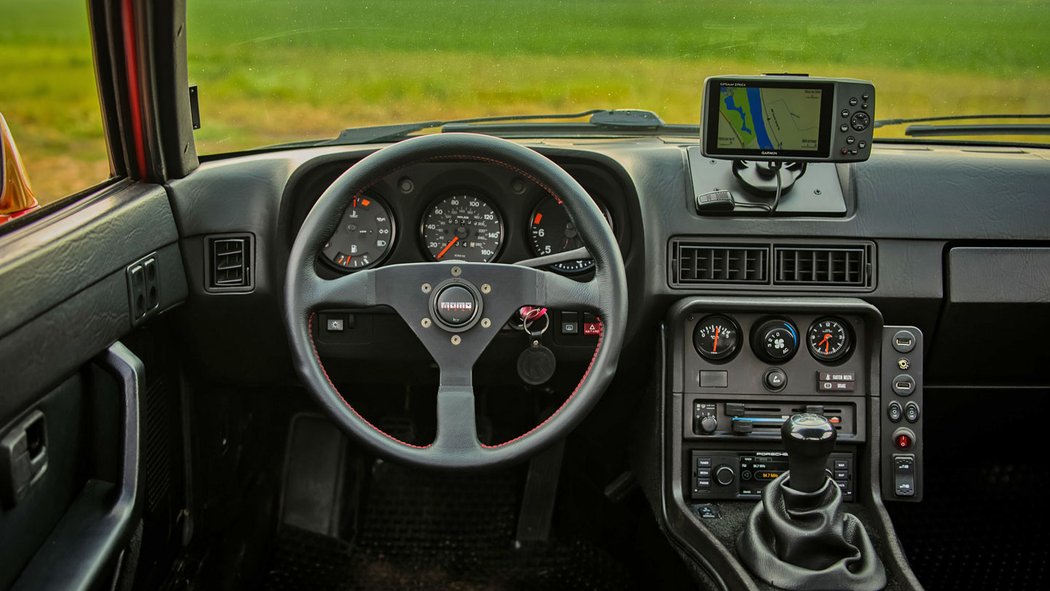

{"left": 436, "top": 235, "right": 459, "bottom": 259}
{"left": 0, "top": 113, "right": 39, "bottom": 224}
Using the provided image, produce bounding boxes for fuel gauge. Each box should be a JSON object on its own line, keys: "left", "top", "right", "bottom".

{"left": 693, "top": 315, "right": 741, "bottom": 362}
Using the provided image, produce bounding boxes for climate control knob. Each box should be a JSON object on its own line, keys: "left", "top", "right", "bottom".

{"left": 696, "top": 414, "right": 718, "bottom": 435}
{"left": 715, "top": 465, "right": 736, "bottom": 486}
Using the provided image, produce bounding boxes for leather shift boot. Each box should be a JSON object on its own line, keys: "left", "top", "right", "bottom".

{"left": 737, "top": 473, "right": 887, "bottom": 590}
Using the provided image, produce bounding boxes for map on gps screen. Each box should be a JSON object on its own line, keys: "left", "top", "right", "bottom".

{"left": 716, "top": 85, "right": 822, "bottom": 152}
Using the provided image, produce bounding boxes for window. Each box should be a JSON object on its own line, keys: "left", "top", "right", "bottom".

{"left": 0, "top": 0, "right": 112, "bottom": 206}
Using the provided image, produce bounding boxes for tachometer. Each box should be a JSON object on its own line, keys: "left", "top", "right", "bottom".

{"left": 528, "top": 196, "right": 610, "bottom": 273}
{"left": 321, "top": 193, "right": 395, "bottom": 271}
{"left": 421, "top": 193, "right": 504, "bottom": 262}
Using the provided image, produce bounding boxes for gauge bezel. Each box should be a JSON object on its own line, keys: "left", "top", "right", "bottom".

{"left": 692, "top": 314, "right": 743, "bottom": 363}
{"left": 419, "top": 189, "right": 506, "bottom": 263}
{"left": 319, "top": 192, "right": 397, "bottom": 274}
{"left": 806, "top": 316, "right": 854, "bottom": 364}
{"left": 526, "top": 195, "right": 613, "bottom": 274}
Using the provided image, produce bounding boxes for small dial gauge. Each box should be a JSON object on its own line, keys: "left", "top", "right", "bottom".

{"left": 808, "top": 318, "right": 853, "bottom": 363}
{"left": 321, "top": 194, "right": 395, "bottom": 271}
{"left": 752, "top": 319, "right": 799, "bottom": 363}
{"left": 421, "top": 193, "right": 503, "bottom": 262}
{"left": 528, "top": 196, "right": 611, "bottom": 273}
{"left": 693, "top": 314, "right": 741, "bottom": 362}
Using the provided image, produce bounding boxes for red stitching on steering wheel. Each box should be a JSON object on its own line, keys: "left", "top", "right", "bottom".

{"left": 305, "top": 150, "right": 605, "bottom": 452}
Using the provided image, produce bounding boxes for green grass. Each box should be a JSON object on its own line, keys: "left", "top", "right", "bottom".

{"left": 2, "top": 0, "right": 1049, "bottom": 203}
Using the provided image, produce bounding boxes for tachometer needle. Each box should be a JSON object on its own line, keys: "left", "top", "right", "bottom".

{"left": 436, "top": 235, "right": 459, "bottom": 260}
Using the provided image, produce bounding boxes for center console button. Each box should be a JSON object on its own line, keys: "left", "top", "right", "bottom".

{"left": 887, "top": 401, "right": 903, "bottom": 422}
{"left": 763, "top": 368, "right": 788, "bottom": 391}
{"left": 904, "top": 401, "right": 920, "bottom": 423}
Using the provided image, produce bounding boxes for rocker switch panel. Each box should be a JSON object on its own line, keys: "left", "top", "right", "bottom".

{"left": 881, "top": 326, "right": 924, "bottom": 501}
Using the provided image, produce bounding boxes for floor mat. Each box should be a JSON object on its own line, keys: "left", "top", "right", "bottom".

{"left": 263, "top": 461, "right": 635, "bottom": 591}
{"left": 889, "top": 459, "right": 1049, "bottom": 591}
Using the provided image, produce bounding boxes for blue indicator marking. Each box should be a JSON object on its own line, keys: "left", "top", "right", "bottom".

{"left": 783, "top": 322, "right": 798, "bottom": 343}
{"left": 731, "top": 417, "right": 786, "bottom": 424}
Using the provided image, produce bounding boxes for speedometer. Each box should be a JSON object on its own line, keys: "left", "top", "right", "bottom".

{"left": 421, "top": 193, "right": 504, "bottom": 262}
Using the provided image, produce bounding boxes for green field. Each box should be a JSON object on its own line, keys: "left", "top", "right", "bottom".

{"left": 2, "top": 0, "right": 1049, "bottom": 203}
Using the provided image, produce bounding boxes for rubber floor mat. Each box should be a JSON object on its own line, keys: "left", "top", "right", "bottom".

{"left": 889, "top": 460, "right": 1049, "bottom": 591}
{"left": 263, "top": 461, "right": 634, "bottom": 591}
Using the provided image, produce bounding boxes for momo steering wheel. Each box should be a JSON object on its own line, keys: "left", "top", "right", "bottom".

{"left": 284, "top": 133, "right": 627, "bottom": 469}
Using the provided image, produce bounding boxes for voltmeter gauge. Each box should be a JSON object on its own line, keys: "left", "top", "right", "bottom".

{"left": 807, "top": 317, "right": 853, "bottom": 363}
{"left": 752, "top": 319, "right": 799, "bottom": 363}
{"left": 693, "top": 315, "right": 741, "bottom": 362}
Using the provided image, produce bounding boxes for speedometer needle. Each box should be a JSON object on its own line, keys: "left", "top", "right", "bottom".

{"left": 436, "top": 236, "right": 459, "bottom": 260}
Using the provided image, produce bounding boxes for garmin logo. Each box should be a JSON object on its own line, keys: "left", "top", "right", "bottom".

{"left": 439, "top": 301, "right": 474, "bottom": 311}
{"left": 761, "top": 150, "right": 778, "bottom": 155}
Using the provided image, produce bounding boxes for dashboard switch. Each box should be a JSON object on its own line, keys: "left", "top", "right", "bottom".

{"left": 763, "top": 368, "right": 788, "bottom": 391}
{"left": 893, "top": 455, "right": 916, "bottom": 497}
{"left": 892, "top": 428, "right": 915, "bottom": 450}
{"left": 560, "top": 311, "right": 579, "bottom": 335}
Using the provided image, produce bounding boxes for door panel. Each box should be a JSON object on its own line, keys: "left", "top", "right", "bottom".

{"left": 0, "top": 182, "right": 186, "bottom": 589}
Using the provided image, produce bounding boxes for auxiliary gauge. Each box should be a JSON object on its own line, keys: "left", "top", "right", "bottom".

{"left": 807, "top": 317, "right": 853, "bottom": 363}
{"left": 693, "top": 314, "right": 741, "bottom": 362}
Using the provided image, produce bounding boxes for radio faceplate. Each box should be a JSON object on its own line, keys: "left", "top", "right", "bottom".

{"left": 690, "top": 449, "right": 855, "bottom": 501}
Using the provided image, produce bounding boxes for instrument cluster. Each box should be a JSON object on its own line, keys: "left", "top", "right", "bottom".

{"left": 318, "top": 163, "right": 619, "bottom": 274}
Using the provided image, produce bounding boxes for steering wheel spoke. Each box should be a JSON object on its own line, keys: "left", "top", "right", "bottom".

{"left": 535, "top": 268, "right": 603, "bottom": 313}
{"left": 432, "top": 381, "right": 481, "bottom": 454}
{"left": 301, "top": 265, "right": 377, "bottom": 310}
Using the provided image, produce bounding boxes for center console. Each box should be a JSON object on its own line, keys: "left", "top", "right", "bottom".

{"left": 656, "top": 297, "right": 925, "bottom": 590}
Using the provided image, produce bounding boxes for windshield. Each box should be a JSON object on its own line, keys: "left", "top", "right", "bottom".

{"left": 187, "top": 0, "right": 1050, "bottom": 154}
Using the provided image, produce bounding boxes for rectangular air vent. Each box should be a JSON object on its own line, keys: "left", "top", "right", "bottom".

{"left": 773, "top": 245, "right": 871, "bottom": 288}
{"left": 205, "top": 234, "right": 254, "bottom": 292}
{"left": 671, "top": 242, "right": 769, "bottom": 285}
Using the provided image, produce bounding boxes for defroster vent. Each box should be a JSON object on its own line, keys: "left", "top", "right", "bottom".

{"left": 774, "top": 245, "right": 872, "bottom": 288}
{"left": 671, "top": 241, "right": 769, "bottom": 286}
{"left": 206, "top": 234, "right": 254, "bottom": 292}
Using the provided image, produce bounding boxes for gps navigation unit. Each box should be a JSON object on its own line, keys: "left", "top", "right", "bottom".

{"left": 701, "top": 75, "right": 876, "bottom": 163}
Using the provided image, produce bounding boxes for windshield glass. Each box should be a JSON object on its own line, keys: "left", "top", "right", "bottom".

{"left": 187, "top": 0, "right": 1050, "bottom": 154}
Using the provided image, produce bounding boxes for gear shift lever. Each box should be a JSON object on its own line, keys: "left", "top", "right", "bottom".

{"left": 781, "top": 413, "right": 835, "bottom": 493}
{"left": 738, "top": 413, "right": 886, "bottom": 590}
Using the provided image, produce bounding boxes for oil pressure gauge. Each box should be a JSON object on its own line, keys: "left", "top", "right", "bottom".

{"left": 693, "top": 314, "right": 741, "bottom": 362}
{"left": 807, "top": 317, "right": 853, "bottom": 363}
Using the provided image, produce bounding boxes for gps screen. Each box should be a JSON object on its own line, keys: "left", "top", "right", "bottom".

{"left": 717, "top": 85, "right": 822, "bottom": 152}
{"left": 703, "top": 78, "right": 836, "bottom": 159}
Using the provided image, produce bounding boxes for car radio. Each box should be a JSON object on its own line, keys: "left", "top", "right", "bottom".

{"left": 690, "top": 450, "right": 855, "bottom": 501}
{"left": 701, "top": 74, "right": 875, "bottom": 163}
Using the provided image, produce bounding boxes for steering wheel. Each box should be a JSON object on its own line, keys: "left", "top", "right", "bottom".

{"left": 284, "top": 133, "right": 627, "bottom": 469}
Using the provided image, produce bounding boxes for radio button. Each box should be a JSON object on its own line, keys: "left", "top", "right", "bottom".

{"left": 715, "top": 465, "right": 736, "bottom": 486}
{"left": 696, "top": 456, "right": 713, "bottom": 469}
{"left": 697, "top": 478, "right": 711, "bottom": 490}
{"left": 833, "top": 459, "right": 849, "bottom": 471}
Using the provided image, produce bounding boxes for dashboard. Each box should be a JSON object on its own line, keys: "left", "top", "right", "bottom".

{"left": 166, "top": 135, "right": 1050, "bottom": 591}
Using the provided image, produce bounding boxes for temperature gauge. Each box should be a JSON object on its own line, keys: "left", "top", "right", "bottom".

{"left": 693, "top": 315, "right": 741, "bottom": 362}
{"left": 807, "top": 317, "right": 853, "bottom": 363}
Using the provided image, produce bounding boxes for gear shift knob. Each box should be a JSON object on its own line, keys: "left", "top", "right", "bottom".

{"left": 781, "top": 413, "right": 836, "bottom": 492}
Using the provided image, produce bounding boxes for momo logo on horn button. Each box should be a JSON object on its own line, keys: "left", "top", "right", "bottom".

{"left": 434, "top": 284, "right": 478, "bottom": 327}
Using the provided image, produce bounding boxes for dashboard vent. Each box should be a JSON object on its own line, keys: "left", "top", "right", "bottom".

{"left": 773, "top": 245, "right": 871, "bottom": 287}
{"left": 672, "top": 243, "right": 769, "bottom": 285}
{"left": 206, "top": 234, "right": 254, "bottom": 292}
